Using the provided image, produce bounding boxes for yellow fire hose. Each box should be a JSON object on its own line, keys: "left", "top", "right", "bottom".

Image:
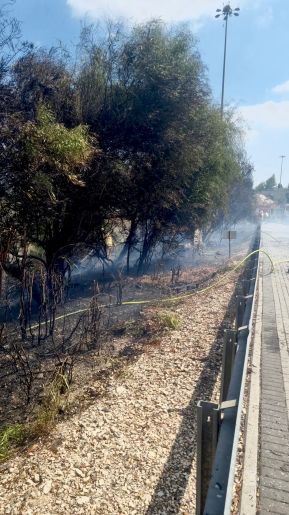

{"left": 26, "top": 247, "right": 276, "bottom": 330}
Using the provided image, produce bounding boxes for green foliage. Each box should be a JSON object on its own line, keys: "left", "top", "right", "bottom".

{"left": 255, "top": 174, "right": 276, "bottom": 192}
{"left": 0, "top": 424, "right": 29, "bottom": 461}
{"left": 75, "top": 20, "right": 253, "bottom": 270}
{"left": 0, "top": 19, "right": 254, "bottom": 274}
{"left": 0, "top": 371, "right": 69, "bottom": 461}
{"left": 0, "top": 102, "right": 95, "bottom": 267}
{"left": 157, "top": 312, "right": 181, "bottom": 330}
{"left": 23, "top": 104, "right": 94, "bottom": 186}
{"left": 13, "top": 48, "right": 79, "bottom": 125}
{"left": 35, "top": 370, "right": 69, "bottom": 426}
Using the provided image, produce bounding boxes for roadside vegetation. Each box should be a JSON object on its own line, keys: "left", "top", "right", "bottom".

{"left": 0, "top": 2, "right": 254, "bottom": 459}
{"left": 0, "top": 7, "right": 254, "bottom": 278}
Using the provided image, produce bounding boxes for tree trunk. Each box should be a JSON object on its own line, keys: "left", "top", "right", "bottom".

{"left": 137, "top": 223, "right": 157, "bottom": 275}
{"left": 126, "top": 219, "right": 137, "bottom": 274}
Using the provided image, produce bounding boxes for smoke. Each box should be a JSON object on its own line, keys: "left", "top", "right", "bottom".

{"left": 70, "top": 221, "right": 257, "bottom": 285}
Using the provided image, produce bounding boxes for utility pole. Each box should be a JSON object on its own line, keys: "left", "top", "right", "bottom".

{"left": 215, "top": 5, "right": 240, "bottom": 117}
{"left": 279, "top": 155, "right": 286, "bottom": 186}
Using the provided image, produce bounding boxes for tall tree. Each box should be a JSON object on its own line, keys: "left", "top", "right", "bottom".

{"left": 76, "top": 20, "right": 253, "bottom": 270}
{"left": 1, "top": 105, "right": 95, "bottom": 272}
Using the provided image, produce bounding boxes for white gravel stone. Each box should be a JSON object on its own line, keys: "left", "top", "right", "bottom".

{"left": 0, "top": 266, "right": 241, "bottom": 514}
{"left": 42, "top": 480, "right": 52, "bottom": 494}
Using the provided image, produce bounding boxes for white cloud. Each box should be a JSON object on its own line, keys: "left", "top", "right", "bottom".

{"left": 272, "top": 80, "right": 289, "bottom": 95}
{"left": 239, "top": 101, "right": 289, "bottom": 130}
{"left": 237, "top": 100, "right": 289, "bottom": 185}
{"left": 66, "top": 0, "right": 265, "bottom": 23}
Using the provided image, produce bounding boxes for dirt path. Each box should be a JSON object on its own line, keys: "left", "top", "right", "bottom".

{"left": 0, "top": 269, "right": 240, "bottom": 515}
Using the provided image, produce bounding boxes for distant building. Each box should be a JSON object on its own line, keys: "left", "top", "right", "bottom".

{"left": 255, "top": 192, "right": 289, "bottom": 219}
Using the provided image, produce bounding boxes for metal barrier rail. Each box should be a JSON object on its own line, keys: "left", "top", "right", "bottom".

{"left": 196, "top": 227, "right": 261, "bottom": 515}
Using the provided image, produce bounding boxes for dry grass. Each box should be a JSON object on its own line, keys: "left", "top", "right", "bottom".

{"left": 0, "top": 369, "right": 70, "bottom": 461}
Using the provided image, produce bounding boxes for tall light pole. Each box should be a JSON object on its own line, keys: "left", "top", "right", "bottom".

{"left": 279, "top": 155, "right": 286, "bottom": 186}
{"left": 215, "top": 5, "right": 240, "bottom": 117}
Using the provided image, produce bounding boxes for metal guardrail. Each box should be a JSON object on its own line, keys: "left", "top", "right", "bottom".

{"left": 196, "top": 227, "right": 261, "bottom": 515}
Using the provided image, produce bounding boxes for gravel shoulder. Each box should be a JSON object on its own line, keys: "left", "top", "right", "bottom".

{"left": 0, "top": 268, "right": 241, "bottom": 515}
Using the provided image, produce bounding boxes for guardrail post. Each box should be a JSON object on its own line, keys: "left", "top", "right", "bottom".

{"left": 245, "top": 267, "right": 252, "bottom": 281}
{"left": 220, "top": 329, "right": 237, "bottom": 403}
{"left": 242, "top": 279, "right": 250, "bottom": 296}
{"left": 246, "top": 266, "right": 257, "bottom": 281}
{"left": 196, "top": 401, "right": 220, "bottom": 515}
{"left": 236, "top": 295, "right": 246, "bottom": 329}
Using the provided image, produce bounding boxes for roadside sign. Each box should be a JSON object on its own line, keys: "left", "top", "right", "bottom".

{"left": 224, "top": 231, "right": 237, "bottom": 258}
{"left": 225, "top": 231, "right": 237, "bottom": 240}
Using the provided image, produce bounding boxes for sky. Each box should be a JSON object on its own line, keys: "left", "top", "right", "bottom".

{"left": 8, "top": 0, "right": 289, "bottom": 185}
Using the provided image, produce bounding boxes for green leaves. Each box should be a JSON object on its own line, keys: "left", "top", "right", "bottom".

{"left": 0, "top": 20, "right": 253, "bottom": 272}
{"left": 23, "top": 104, "right": 94, "bottom": 186}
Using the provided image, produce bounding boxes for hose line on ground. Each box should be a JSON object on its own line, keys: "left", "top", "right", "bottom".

{"left": 26, "top": 247, "right": 275, "bottom": 330}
